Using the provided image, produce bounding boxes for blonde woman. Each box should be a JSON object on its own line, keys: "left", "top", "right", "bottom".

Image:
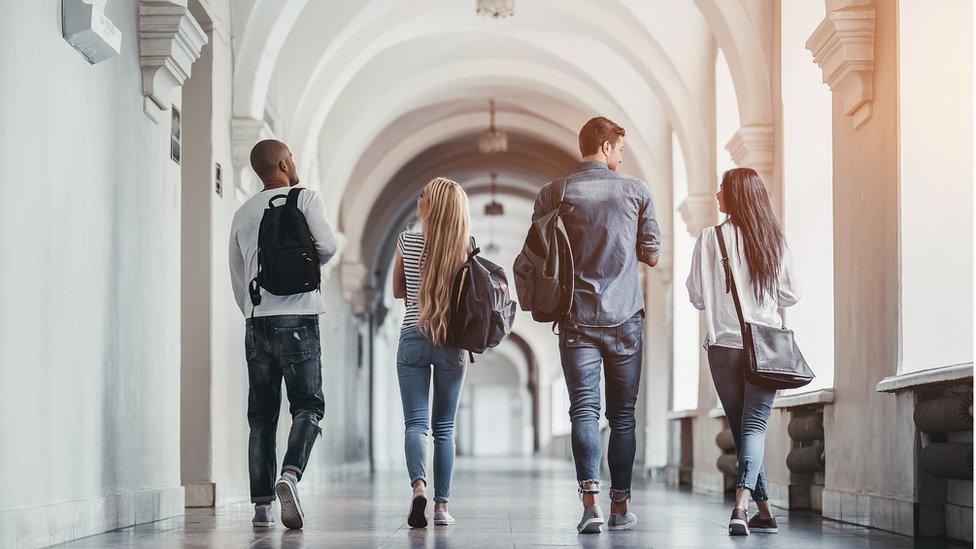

{"left": 392, "top": 177, "right": 471, "bottom": 528}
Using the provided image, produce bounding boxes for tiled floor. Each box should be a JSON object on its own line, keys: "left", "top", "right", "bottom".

{"left": 58, "top": 458, "right": 964, "bottom": 548}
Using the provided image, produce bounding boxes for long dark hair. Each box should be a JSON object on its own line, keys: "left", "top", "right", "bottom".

{"left": 720, "top": 168, "right": 784, "bottom": 303}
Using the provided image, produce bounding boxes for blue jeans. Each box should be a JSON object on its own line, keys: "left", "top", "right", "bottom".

{"left": 707, "top": 344, "right": 776, "bottom": 502}
{"left": 396, "top": 327, "right": 466, "bottom": 503}
{"left": 245, "top": 315, "right": 325, "bottom": 504}
{"left": 558, "top": 311, "right": 644, "bottom": 492}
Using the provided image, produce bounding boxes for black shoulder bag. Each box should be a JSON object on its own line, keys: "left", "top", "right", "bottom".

{"left": 715, "top": 224, "right": 814, "bottom": 390}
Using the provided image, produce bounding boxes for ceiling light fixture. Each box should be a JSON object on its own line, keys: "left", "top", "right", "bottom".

{"left": 478, "top": 99, "right": 508, "bottom": 155}
{"left": 476, "top": 0, "right": 514, "bottom": 19}
{"left": 484, "top": 172, "right": 504, "bottom": 216}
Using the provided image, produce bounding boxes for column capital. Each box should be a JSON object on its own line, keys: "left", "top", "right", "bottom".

{"left": 806, "top": 0, "right": 875, "bottom": 129}
{"left": 678, "top": 195, "right": 717, "bottom": 238}
{"left": 340, "top": 260, "right": 374, "bottom": 315}
{"left": 725, "top": 125, "right": 774, "bottom": 178}
{"left": 139, "top": 0, "right": 208, "bottom": 123}
{"left": 230, "top": 117, "right": 274, "bottom": 199}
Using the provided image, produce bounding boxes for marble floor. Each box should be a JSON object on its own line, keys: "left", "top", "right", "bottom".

{"left": 58, "top": 458, "right": 964, "bottom": 548}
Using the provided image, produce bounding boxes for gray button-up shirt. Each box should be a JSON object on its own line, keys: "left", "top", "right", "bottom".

{"left": 532, "top": 161, "right": 662, "bottom": 327}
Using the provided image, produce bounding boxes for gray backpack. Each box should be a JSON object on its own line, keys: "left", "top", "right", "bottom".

{"left": 448, "top": 237, "right": 517, "bottom": 362}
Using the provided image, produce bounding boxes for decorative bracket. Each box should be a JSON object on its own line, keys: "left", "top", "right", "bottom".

{"left": 678, "top": 195, "right": 717, "bottom": 238}
{"left": 231, "top": 117, "right": 274, "bottom": 199}
{"left": 726, "top": 125, "right": 774, "bottom": 178}
{"left": 139, "top": 0, "right": 207, "bottom": 123}
{"left": 806, "top": 0, "right": 875, "bottom": 129}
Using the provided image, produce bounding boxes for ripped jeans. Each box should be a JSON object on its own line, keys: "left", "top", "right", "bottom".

{"left": 245, "top": 315, "right": 325, "bottom": 504}
{"left": 707, "top": 344, "right": 776, "bottom": 502}
{"left": 558, "top": 312, "right": 644, "bottom": 494}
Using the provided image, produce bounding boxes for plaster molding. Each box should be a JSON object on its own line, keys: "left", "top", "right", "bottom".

{"left": 678, "top": 195, "right": 717, "bottom": 238}
{"left": 139, "top": 0, "right": 208, "bottom": 123}
{"left": 725, "top": 124, "right": 774, "bottom": 177}
{"left": 773, "top": 388, "right": 835, "bottom": 409}
{"left": 230, "top": 117, "right": 273, "bottom": 197}
{"left": 806, "top": 0, "right": 876, "bottom": 129}
{"left": 667, "top": 409, "right": 698, "bottom": 420}
{"left": 876, "top": 363, "right": 973, "bottom": 393}
{"left": 340, "top": 260, "right": 370, "bottom": 314}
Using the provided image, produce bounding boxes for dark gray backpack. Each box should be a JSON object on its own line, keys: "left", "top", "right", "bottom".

{"left": 448, "top": 237, "right": 517, "bottom": 362}
{"left": 512, "top": 178, "right": 575, "bottom": 324}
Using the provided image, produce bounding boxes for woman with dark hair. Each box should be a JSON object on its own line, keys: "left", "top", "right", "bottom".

{"left": 687, "top": 167, "right": 799, "bottom": 536}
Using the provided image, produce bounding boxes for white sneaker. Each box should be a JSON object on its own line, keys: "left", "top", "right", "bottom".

{"left": 433, "top": 508, "right": 456, "bottom": 526}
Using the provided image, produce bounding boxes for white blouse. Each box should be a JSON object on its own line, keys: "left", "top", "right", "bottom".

{"left": 686, "top": 223, "right": 800, "bottom": 349}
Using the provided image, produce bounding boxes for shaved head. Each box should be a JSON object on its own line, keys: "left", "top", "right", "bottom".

{"left": 249, "top": 139, "right": 298, "bottom": 185}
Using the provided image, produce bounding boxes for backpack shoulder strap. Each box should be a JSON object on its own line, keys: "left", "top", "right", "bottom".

{"left": 286, "top": 187, "right": 303, "bottom": 208}
{"left": 551, "top": 178, "right": 567, "bottom": 211}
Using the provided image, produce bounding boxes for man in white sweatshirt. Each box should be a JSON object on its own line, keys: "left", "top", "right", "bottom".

{"left": 229, "top": 139, "right": 338, "bottom": 530}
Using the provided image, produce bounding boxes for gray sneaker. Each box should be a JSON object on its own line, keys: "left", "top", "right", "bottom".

{"left": 433, "top": 508, "right": 456, "bottom": 526}
{"left": 608, "top": 511, "right": 637, "bottom": 530}
{"left": 275, "top": 474, "right": 305, "bottom": 530}
{"left": 577, "top": 504, "right": 604, "bottom": 534}
{"left": 252, "top": 504, "right": 274, "bottom": 528}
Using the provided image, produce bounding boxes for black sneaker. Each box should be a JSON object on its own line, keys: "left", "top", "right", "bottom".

{"left": 748, "top": 513, "right": 778, "bottom": 533}
{"left": 728, "top": 508, "right": 749, "bottom": 536}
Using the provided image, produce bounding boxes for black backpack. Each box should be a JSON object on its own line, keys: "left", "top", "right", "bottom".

{"left": 248, "top": 187, "right": 319, "bottom": 308}
{"left": 448, "top": 237, "right": 517, "bottom": 362}
{"left": 513, "top": 178, "right": 575, "bottom": 324}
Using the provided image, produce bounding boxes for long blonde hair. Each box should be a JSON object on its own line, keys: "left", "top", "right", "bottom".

{"left": 418, "top": 177, "right": 470, "bottom": 345}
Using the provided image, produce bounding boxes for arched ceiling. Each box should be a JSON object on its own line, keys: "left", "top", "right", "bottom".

{"left": 230, "top": 0, "right": 774, "bottom": 308}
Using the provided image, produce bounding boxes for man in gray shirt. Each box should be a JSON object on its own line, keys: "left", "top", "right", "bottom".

{"left": 532, "top": 117, "right": 661, "bottom": 533}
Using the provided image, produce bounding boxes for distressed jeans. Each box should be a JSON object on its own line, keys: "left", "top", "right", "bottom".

{"left": 707, "top": 344, "right": 776, "bottom": 502}
{"left": 396, "top": 327, "right": 466, "bottom": 503}
{"left": 558, "top": 311, "right": 644, "bottom": 493}
{"left": 245, "top": 315, "right": 325, "bottom": 504}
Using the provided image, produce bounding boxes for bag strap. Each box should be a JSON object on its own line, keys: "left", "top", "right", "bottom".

{"left": 286, "top": 186, "right": 303, "bottom": 208}
{"left": 550, "top": 177, "right": 569, "bottom": 212}
{"left": 467, "top": 236, "right": 480, "bottom": 260}
{"left": 714, "top": 224, "right": 749, "bottom": 338}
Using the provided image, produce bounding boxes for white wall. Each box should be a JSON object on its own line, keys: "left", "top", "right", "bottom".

{"left": 0, "top": 2, "right": 184, "bottom": 545}
{"left": 780, "top": 0, "right": 834, "bottom": 390}
{"left": 896, "top": 0, "right": 974, "bottom": 373}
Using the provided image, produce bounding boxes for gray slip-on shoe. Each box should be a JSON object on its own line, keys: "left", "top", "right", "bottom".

{"left": 252, "top": 504, "right": 274, "bottom": 528}
{"left": 274, "top": 474, "right": 305, "bottom": 530}
{"left": 577, "top": 504, "right": 604, "bottom": 534}
{"left": 608, "top": 511, "right": 637, "bottom": 531}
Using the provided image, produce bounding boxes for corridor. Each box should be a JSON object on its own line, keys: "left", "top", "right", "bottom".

{"left": 56, "top": 459, "right": 946, "bottom": 549}
{"left": 1, "top": 0, "right": 973, "bottom": 547}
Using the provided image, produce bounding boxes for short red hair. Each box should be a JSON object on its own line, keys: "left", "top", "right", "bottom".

{"left": 578, "top": 116, "right": 625, "bottom": 156}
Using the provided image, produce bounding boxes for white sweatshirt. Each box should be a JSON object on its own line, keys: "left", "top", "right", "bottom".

{"left": 229, "top": 186, "right": 338, "bottom": 317}
{"left": 686, "top": 223, "right": 800, "bottom": 349}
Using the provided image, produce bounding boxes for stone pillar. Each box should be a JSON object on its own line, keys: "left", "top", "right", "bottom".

{"left": 806, "top": 0, "right": 915, "bottom": 535}
{"left": 641, "top": 263, "right": 672, "bottom": 478}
